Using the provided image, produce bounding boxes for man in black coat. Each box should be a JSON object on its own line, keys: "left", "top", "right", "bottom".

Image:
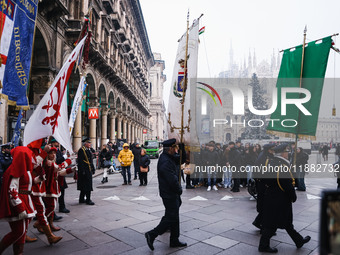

{"left": 145, "top": 138, "right": 187, "bottom": 251}
{"left": 252, "top": 143, "right": 276, "bottom": 230}
{"left": 77, "top": 140, "right": 95, "bottom": 205}
{"left": 132, "top": 143, "right": 142, "bottom": 180}
{"left": 259, "top": 144, "right": 310, "bottom": 253}
{"left": 0, "top": 144, "right": 12, "bottom": 190}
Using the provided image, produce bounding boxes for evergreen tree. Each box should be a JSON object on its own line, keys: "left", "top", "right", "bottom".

{"left": 243, "top": 73, "right": 272, "bottom": 140}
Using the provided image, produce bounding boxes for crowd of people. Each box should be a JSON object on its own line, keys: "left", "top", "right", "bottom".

{"left": 0, "top": 136, "right": 339, "bottom": 254}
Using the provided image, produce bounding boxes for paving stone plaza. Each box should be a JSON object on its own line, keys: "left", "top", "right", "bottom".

{"left": 0, "top": 153, "right": 338, "bottom": 255}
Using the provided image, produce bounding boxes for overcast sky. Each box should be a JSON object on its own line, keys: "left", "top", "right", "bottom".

{"left": 140, "top": 0, "right": 340, "bottom": 117}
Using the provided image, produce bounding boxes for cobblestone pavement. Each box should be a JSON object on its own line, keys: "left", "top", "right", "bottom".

{"left": 0, "top": 153, "right": 338, "bottom": 254}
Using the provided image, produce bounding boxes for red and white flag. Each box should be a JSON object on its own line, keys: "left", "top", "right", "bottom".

{"left": 23, "top": 36, "right": 87, "bottom": 153}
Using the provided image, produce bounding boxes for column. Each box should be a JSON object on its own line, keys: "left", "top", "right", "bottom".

{"left": 0, "top": 94, "right": 8, "bottom": 143}
{"left": 89, "top": 119, "right": 96, "bottom": 148}
{"left": 131, "top": 122, "right": 135, "bottom": 144}
{"left": 127, "top": 121, "right": 131, "bottom": 144}
{"left": 109, "top": 113, "right": 116, "bottom": 143}
{"left": 73, "top": 104, "right": 82, "bottom": 151}
{"left": 123, "top": 118, "right": 127, "bottom": 140}
{"left": 117, "top": 115, "right": 122, "bottom": 139}
{"left": 101, "top": 107, "right": 109, "bottom": 147}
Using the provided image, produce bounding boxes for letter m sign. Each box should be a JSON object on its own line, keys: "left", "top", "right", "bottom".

{"left": 88, "top": 108, "right": 99, "bottom": 119}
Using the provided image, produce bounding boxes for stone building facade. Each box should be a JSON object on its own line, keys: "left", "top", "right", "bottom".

{"left": 0, "top": 0, "right": 154, "bottom": 151}
{"left": 148, "top": 53, "right": 166, "bottom": 141}
{"left": 316, "top": 117, "right": 340, "bottom": 143}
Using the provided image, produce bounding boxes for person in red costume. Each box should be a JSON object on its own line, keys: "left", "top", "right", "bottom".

{"left": 0, "top": 146, "right": 42, "bottom": 254}
{"left": 28, "top": 139, "right": 63, "bottom": 244}
{"left": 43, "top": 148, "right": 73, "bottom": 233}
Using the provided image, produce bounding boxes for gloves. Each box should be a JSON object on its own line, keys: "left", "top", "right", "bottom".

{"left": 18, "top": 211, "right": 27, "bottom": 220}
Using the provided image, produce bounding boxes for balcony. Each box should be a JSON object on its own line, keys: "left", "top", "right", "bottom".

{"left": 38, "top": 0, "right": 69, "bottom": 21}
{"left": 111, "top": 13, "right": 121, "bottom": 30}
{"left": 65, "top": 19, "right": 82, "bottom": 42}
{"left": 103, "top": 0, "right": 114, "bottom": 14}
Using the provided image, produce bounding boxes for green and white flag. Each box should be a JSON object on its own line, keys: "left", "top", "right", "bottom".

{"left": 267, "top": 36, "right": 332, "bottom": 139}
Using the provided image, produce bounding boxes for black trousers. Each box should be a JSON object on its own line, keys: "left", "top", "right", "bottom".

{"left": 149, "top": 197, "right": 181, "bottom": 241}
{"left": 79, "top": 190, "right": 91, "bottom": 202}
{"left": 139, "top": 172, "right": 148, "bottom": 185}
{"left": 259, "top": 224, "right": 303, "bottom": 248}
{"left": 58, "top": 188, "right": 66, "bottom": 209}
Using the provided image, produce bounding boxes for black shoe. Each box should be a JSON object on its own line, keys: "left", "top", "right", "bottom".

{"left": 122, "top": 182, "right": 127, "bottom": 185}
{"left": 296, "top": 236, "right": 311, "bottom": 248}
{"left": 186, "top": 185, "right": 195, "bottom": 189}
{"left": 145, "top": 232, "right": 155, "bottom": 251}
{"left": 258, "top": 246, "right": 278, "bottom": 253}
{"left": 170, "top": 240, "right": 187, "bottom": 248}
{"left": 231, "top": 189, "right": 240, "bottom": 192}
{"left": 86, "top": 200, "right": 95, "bottom": 205}
{"left": 101, "top": 178, "right": 105, "bottom": 184}
{"left": 252, "top": 220, "right": 261, "bottom": 229}
{"left": 59, "top": 208, "right": 70, "bottom": 213}
{"left": 105, "top": 177, "right": 108, "bottom": 183}
{"left": 128, "top": 182, "right": 132, "bottom": 185}
{"left": 134, "top": 177, "right": 137, "bottom": 180}
{"left": 53, "top": 214, "right": 63, "bottom": 221}
{"left": 143, "top": 184, "right": 147, "bottom": 186}
{"left": 139, "top": 184, "right": 143, "bottom": 186}
{"left": 79, "top": 199, "right": 85, "bottom": 204}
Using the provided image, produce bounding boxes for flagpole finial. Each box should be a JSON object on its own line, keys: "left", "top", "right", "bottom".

{"left": 187, "top": 9, "right": 189, "bottom": 20}
{"left": 304, "top": 25, "right": 307, "bottom": 34}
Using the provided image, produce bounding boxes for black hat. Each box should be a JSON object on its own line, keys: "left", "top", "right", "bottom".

{"left": 274, "top": 143, "right": 290, "bottom": 153}
{"left": 162, "top": 138, "right": 176, "bottom": 147}
{"left": 263, "top": 143, "right": 276, "bottom": 151}
{"left": 82, "top": 138, "right": 91, "bottom": 143}
{"left": 229, "top": 141, "right": 235, "bottom": 145}
{"left": 1, "top": 143, "right": 11, "bottom": 149}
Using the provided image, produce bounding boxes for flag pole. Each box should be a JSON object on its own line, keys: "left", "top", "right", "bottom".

{"left": 293, "top": 26, "right": 307, "bottom": 170}
{"left": 178, "top": 10, "right": 190, "bottom": 183}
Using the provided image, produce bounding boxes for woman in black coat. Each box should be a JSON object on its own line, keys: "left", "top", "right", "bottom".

{"left": 139, "top": 149, "right": 150, "bottom": 186}
{"left": 295, "top": 147, "right": 309, "bottom": 191}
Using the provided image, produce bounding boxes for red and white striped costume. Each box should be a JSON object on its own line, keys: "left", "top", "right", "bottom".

{"left": 43, "top": 157, "right": 72, "bottom": 217}
{"left": 0, "top": 147, "right": 36, "bottom": 248}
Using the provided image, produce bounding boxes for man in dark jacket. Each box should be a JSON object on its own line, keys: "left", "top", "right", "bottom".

{"left": 0, "top": 143, "right": 12, "bottom": 190}
{"left": 77, "top": 140, "right": 95, "bottom": 205}
{"left": 259, "top": 144, "right": 310, "bottom": 253}
{"left": 132, "top": 143, "right": 142, "bottom": 180}
{"left": 228, "top": 142, "right": 241, "bottom": 192}
{"left": 145, "top": 138, "right": 186, "bottom": 251}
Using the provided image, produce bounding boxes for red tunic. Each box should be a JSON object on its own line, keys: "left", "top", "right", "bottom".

{"left": 30, "top": 148, "right": 48, "bottom": 197}
{"left": 0, "top": 147, "right": 36, "bottom": 222}
{"left": 44, "top": 159, "right": 71, "bottom": 198}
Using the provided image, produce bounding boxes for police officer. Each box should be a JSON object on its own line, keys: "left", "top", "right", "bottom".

{"left": 0, "top": 143, "right": 12, "bottom": 190}
{"left": 259, "top": 144, "right": 310, "bottom": 253}
{"left": 252, "top": 143, "right": 276, "bottom": 230}
{"left": 145, "top": 138, "right": 187, "bottom": 251}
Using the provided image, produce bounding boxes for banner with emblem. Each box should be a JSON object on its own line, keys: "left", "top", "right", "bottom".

{"left": 167, "top": 18, "right": 200, "bottom": 144}
{"left": 23, "top": 36, "right": 87, "bottom": 153}
{"left": 0, "top": 0, "right": 38, "bottom": 108}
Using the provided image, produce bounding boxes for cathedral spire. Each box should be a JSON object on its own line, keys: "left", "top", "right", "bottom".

{"left": 229, "top": 40, "right": 234, "bottom": 70}
{"left": 248, "top": 48, "right": 252, "bottom": 71}
{"left": 253, "top": 48, "right": 257, "bottom": 69}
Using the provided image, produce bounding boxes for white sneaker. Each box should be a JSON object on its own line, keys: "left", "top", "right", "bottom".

{"left": 213, "top": 185, "right": 218, "bottom": 191}
{"left": 207, "top": 186, "right": 211, "bottom": 191}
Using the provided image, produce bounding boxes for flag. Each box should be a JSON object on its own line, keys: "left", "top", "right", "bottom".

{"left": 167, "top": 18, "right": 200, "bottom": 144}
{"left": 267, "top": 36, "right": 332, "bottom": 139}
{"left": 199, "top": 26, "right": 205, "bottom": 35}
{"left": 11, "top": 108, "right": 23, "bottom": 147}
{"left": 0, "top": 0, "right": 38, "bottom": 108}
{"left": 23, "top": 36, "right": 87, "bottom": 152}
{"left": 69, "top": 76, "right": 87, "bottom": 135}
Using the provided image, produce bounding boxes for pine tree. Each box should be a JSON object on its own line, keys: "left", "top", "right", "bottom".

{"left": 243, "top": 73, "right": 272, "bottom": 140}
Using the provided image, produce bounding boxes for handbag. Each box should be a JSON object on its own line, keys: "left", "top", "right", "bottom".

{"left": 140, "top": 166, "right": 148, "bottom": 173}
